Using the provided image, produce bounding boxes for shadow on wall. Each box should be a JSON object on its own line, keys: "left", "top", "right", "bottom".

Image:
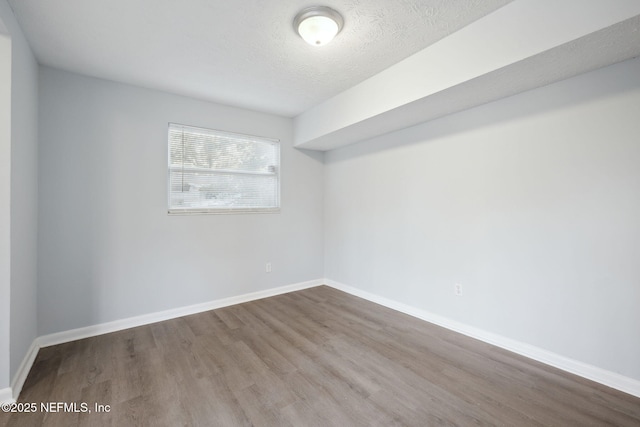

{"left": 295, "top": 147, "right": 324, "bottom": 163}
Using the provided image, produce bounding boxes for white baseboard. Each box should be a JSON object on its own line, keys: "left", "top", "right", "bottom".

{"left": 0, "top": 387, "right": 14, "bottom": 404}
{"left": 9, "top": 340, "right": 39, "bottom": 401}
{"left": 324, "top": 278, "right": 640, "bottom": 399}
{"left": 8, "top": 278, "right": 639, "bottom": 404}
{"left": 6, "top": 279, "right": 323, "bottom": 403}
{"left": 38, "top": 279, "right": 323, "bottom": 348}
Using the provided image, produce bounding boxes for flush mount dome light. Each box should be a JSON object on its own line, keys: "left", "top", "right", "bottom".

{"left": 293, "top": 6, "right": 344, "bottom": 46}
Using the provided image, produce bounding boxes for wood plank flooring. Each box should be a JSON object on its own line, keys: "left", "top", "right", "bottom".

{"left": 2, "top": 286, "right": 639, "bottom": 426}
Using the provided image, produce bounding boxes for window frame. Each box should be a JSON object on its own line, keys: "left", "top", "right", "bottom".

{"left": 167, "top": 123, "right": 281, "bottom": 215}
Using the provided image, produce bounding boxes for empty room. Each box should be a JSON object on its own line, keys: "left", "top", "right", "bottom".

{"left": 1, "top": 0, "right": 640, "bottom": 425}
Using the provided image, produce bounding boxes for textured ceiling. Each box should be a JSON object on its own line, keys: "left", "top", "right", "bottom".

{"left": 7, "top": 0, "right": 512, "bottom": 117}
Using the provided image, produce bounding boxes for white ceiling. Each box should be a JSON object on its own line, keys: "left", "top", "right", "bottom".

{"left": 7, "top": 0, "right": 512, "bottom": 117}
{"left": 293, "top": 2, "right": 640, "bottom": 150}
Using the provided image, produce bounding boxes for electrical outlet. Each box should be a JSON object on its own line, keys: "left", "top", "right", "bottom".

{"left": 454, "top": 283, "right": 462, "bottom": 296}
{"left": 265, "top": 262, "right": 272, "bottom": 273}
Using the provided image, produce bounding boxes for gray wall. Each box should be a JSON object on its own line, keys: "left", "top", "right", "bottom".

{"left": 38, "top": 67, "right": 324, "bottom": 335}
{"left": 0, "top": 19, "right": 11, "bottom": 392}
{"left": 0, "top": 0, "right": 38, "bottom": 392}
{"left": 7, "top": 4, "right": 38, "bottom": 385}
{"left": 324, "top": 57, "right": 640, "bottom": 381}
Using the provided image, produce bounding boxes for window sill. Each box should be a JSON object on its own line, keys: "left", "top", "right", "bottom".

{"left": 167, "top": 208, "right": 281, "bottom": 215}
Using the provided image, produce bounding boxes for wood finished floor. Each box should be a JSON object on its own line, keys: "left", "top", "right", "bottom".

{"left": 2, "top": 286, "right": 640, "bottom": 426}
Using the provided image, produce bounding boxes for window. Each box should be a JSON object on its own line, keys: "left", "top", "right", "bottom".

{"left": 168, "top": 123, "right": 280, "bottom": 214}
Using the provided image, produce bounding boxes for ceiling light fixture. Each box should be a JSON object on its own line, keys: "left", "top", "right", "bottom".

{"left": 293, "top": 6, "right": 344, "bottom": 46}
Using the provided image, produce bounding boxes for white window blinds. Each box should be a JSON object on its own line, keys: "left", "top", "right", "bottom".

{"left": 168, "top": 123, "right": 280, "bottom": 214}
